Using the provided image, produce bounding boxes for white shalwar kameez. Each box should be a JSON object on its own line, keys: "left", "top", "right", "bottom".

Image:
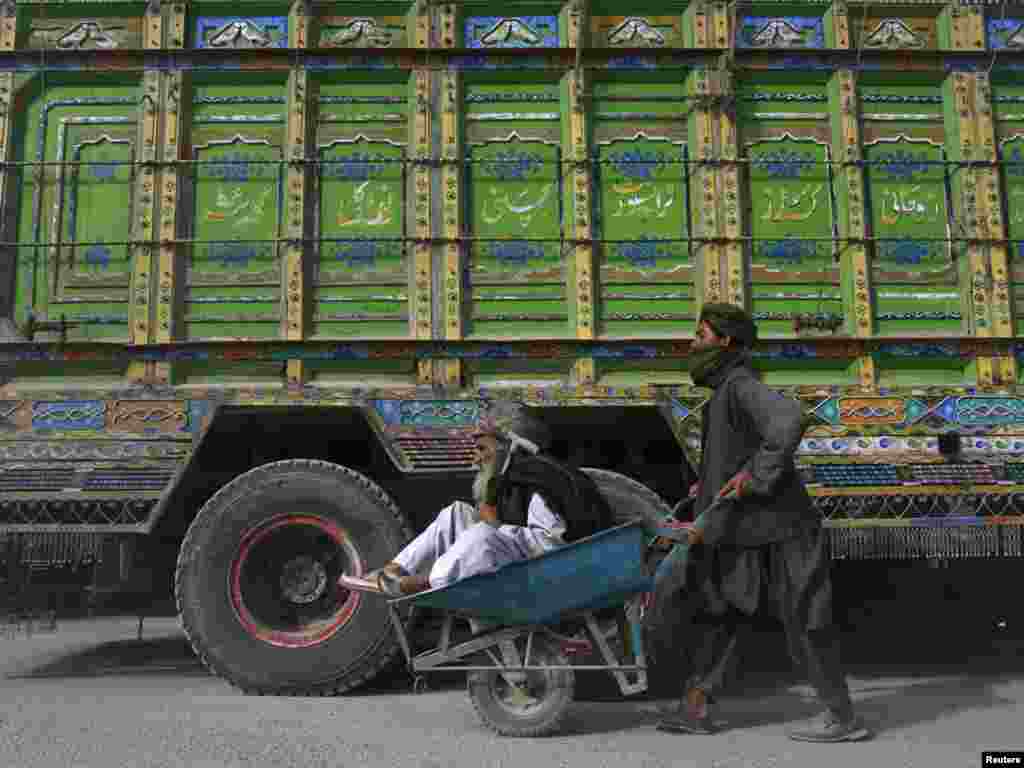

{"left": 392, "top": 493, "right": 566, "bottom": 589}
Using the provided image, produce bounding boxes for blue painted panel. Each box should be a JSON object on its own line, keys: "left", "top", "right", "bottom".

{"left": 194, "top": 17, "right": 288, "bottom": 49}
{"left": 32, "top": 400, "right": 107, "bottom": 430}
{"left": 372, "top": 400, "right": 481, "bottom": 427}
{"left": 465, "top": 15, "right": 559, "bottom": 48}
{"left": 988, "top": 19, "right": 1024, "bottom": 50}
{"left": 950, "top": 397, "right": 1024, "bottom": 426}
{"left": 736, "top": 16, "right": 825, "bottom": 49}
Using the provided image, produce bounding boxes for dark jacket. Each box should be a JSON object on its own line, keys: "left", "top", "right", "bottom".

{"left": 696, "top": 360, "right": 819, "bottom": 549}
{"left": 494, "top": 452, "right": 616, "bottom": 544}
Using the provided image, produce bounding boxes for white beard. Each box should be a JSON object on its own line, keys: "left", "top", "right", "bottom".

{"left": 472, "top": 460, "right": 497, "bottom": 505}
{"left": 472, "top": 445, "right": 508, "bottom": 505}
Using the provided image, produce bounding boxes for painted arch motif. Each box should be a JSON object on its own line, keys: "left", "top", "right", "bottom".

{"left": 10, "top": 82, "right": 141, "bottom": 340}
{"left": 190, "top": 135, "right": 283, "bottom": 275}
{"left": 1001, "top": 135, "right": 1024, "bottom": 261}
{"left": 318, "top": 137, "right": 404, "bottom": 271}
{"left": 593, "top": 132, "right": 692, "bottom": 336}
{"left": 184, "top": 84, "right": 288, "bottom": 342}
{"left": 746, "top": 133, "right": 835, "bottom": 268}
{"left": 465, "top": 133, "right": 565, "bottom": 337}
{"left": 60, "top": 135, "right": 135, "bottom": 284}
{"left": 594, "top": 133, "right": 689, "bottom": 272}
{"left": 863, "top": 134, "right": 961, "bottom": 335}
{"left": 863, "top": 135, "right": 950, "bottom": 269}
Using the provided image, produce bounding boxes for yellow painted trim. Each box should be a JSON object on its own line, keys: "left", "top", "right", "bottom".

{"left": 691, "top": 3, "right": 710, "bottom": 48}
{"left": 415, "top": 0, "right": 431, "bottom": 48}
{"left": 130, "top": 72, "right": 161, "bottom": 346}
{"left": 413, "top": 10, "right": 432, "bottom": 389}
{"left": 719, "top": 77, "right": 744, "bottom": 310}
{"left": 832, "top": 2, "right": 850, "bottom": 49}
{"left": 285, "top": 69, "right": 307, "bottom": 348}
{"left": 570, "top": 4, "right": 593, "bottom": 384}
{"left": 0, "top": 2, "right": 14, "bottom": 50}
{"left": 832, "top": 70, "right": 875, "bottom": 384}
{"left": 973, "top": 72, "right": 1014, "bottom": 383}
{"left": 413, "top": 69, "right": 432, "bottom": 345}
{"left": 0, "top": 73, "right": 11, "bottom": 232}
{"left": 290, "top": 0, "right": 310, "bottom": 48}
{"left": 145, "top": 0, "right": 163, "bottom": 49}
{"left": 569, "top": 68, "right": 595, "bottom": 340}
{"left": 712, "top": 1, "right": 729, "bottom": 48}
{"left": 574, "top": 358, "right": 596, "bottom": 386}
{"left": 441, "top": 66, "right": 462, "bottom": 341}
{"left": 157, "top": 71, "right": 183, "bottom": 347}
{"left": 169, "top": 2, "right": 186, "bottom": 49}
{"left": 692, "top": 73, "right": 721, "bottom": 307}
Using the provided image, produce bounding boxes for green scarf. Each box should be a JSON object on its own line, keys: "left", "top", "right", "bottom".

{"left": 689, "top": 345, "right": 748, "bottom": 388}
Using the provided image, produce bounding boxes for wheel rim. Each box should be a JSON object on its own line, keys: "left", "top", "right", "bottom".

{"left": 230, "top": 513, "right": 365, "bottom": 649}
{"left": 486, "top": 640, "right": 568, "bottom": 720}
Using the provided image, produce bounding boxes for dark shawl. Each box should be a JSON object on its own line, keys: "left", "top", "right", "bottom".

{"left": 689, "top": 355, "right": 833, "bottom": 629}
{"left": 494, "top": 452, "right": 616, "bottom": 543}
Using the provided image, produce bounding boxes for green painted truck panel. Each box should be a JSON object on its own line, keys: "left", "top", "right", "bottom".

{"left": 1, "top": 1, "right": 1024, "bottom": 566}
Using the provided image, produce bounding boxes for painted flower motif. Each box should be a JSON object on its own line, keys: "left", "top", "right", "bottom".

{"left": 322, "top": 152, "right": 389, "bottom": 181}
{"left": 83, "top": 245, "right": 112, "bottom": 269}
{"left": 871, "top": 150, "right": 932, "bottom": 180}
{"left": 335, "top": 241, "right": 378, "bottom": 268}
{"left": 480, "top": 152, "right": 545, "bottom": 181}
{"left": 607, "top": 150, "right": 669, "bottom": 180}
{"left": 89, "top": 152, "right": 119, "bottom": 180}
{"left": 751, "top": 150, "right": 816, "bottom": 179}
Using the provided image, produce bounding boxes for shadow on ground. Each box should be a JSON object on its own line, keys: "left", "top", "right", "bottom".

{"left": 8, "top": 635, "right": 208, "bottom": 679}
{"left": 7, "top": 582, "right": 1024, "bottom": 727}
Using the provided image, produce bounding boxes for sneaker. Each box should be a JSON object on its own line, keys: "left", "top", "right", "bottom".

{"left": 787, "top": 712, "right": 871, "bottom": 743}
{"left": 656, "top": 708, "right": 717, "bottom": 735}
{"left": 656, "top": 698, "right": 718, "bottom": 735}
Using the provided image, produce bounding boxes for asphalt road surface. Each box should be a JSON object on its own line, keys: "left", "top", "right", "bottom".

{"left": 1, "top": 605, "right": 1022, "bottom": 768}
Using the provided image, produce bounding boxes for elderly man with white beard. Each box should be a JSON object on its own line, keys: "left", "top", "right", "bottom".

{"left": 356, "top": 401, "right": 615, "bottom": 597}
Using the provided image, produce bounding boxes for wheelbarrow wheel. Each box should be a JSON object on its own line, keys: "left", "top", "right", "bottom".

{"left": 467, "top": 634, "right": 575, "bottom": 737}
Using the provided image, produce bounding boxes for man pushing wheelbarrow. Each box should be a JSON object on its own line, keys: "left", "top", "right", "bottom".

{"left": 651, "top": 303, "right": 871, "bottom": 742}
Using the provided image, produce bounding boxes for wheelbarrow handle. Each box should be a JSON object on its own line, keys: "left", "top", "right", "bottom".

{"left": 650, "top": 489, "right": 739, "bottom": 544}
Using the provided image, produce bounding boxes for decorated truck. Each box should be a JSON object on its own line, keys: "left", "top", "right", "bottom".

{"left": 2, "top": 0, "right": 1023, "bottom": 693}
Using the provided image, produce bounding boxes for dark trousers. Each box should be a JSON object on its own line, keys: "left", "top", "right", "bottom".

{"left": 685, "top": 609, "right": 854, "bottom": 720}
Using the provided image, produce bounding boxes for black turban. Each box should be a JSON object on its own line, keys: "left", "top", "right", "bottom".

{"left": 698, "top": 303, "right": 758, "bottom": 348}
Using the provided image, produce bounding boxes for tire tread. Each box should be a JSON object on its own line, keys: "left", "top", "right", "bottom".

{"left": 174, "top": 459, "right": 413, "bottom": 697}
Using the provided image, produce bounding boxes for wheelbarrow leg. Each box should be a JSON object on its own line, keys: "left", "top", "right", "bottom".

{"left": 387, "top": 603, "right": 414, "bottom": 668}
{"left": 585, "top": 606, "right": 648, "bottom": 697}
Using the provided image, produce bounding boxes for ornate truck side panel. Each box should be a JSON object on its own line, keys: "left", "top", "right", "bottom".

{"left": 0, "top": 393, "right": 192, "bottom": 539}
{"left": 2, "top": 0, "right": 1024, "bottom": 573}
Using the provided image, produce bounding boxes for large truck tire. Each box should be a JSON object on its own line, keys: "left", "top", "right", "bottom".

{"left": 580, "top": 467, "right": 673, "bottom": 536}
{"left": 175, "top": 459, "right": 413, "bottom": 696}
{"left": 577, "top": 468, "right": 691, "bottom": 699}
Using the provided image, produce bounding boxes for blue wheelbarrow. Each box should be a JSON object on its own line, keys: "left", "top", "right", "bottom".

{"left": 382, "top": 520, "right": 692, "bottom": 736}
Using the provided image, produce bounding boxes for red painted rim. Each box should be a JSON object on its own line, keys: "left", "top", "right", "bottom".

{"left": 230, "top": 514, "right": 364, "bottom": 649}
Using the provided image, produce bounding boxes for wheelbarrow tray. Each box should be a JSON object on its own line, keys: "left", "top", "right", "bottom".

{"left": 390, "top": 522, "right": 652, "bottom": 626}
